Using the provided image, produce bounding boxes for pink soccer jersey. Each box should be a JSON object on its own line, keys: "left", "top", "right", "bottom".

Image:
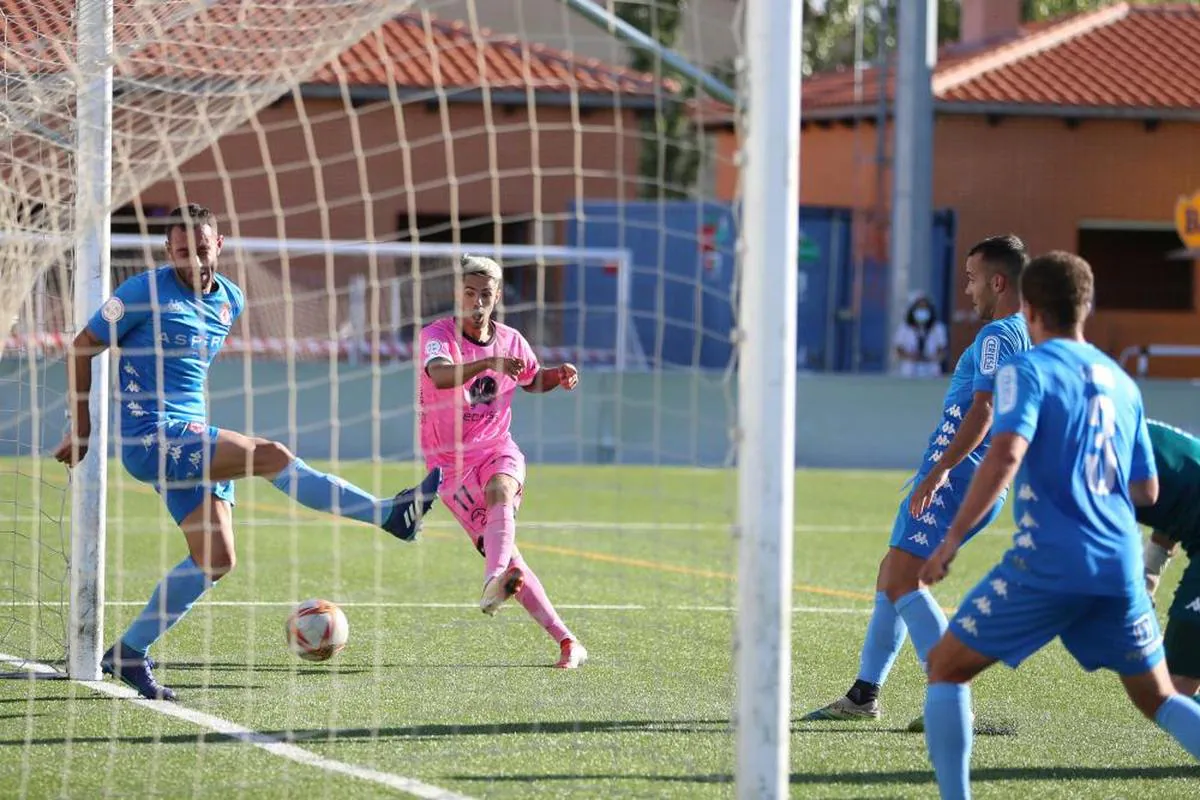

{"left": 418, "top": 317, "right": 540, "bottom": 468}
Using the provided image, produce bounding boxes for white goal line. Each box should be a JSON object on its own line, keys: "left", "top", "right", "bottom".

{"left": 0, "top": 652, "right": 477, "bottom": 800}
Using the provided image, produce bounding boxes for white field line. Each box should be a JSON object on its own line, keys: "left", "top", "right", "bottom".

{"left": 4, "top": 514, "right": 891, "bottom": 534}
{"left": 0, "top": 652, "right": 475, "bottom": 800}
{"left": 2, "top": 600, "right": 870, "bottom": 614}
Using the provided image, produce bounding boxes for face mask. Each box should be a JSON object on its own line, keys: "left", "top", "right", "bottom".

{"left": 912, "top": 307, "right": 932, "bottom": 324}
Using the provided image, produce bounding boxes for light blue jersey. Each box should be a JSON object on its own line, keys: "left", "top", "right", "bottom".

{"left": 991, "top": 338, "right": 1156, "bottom": 596}
{"left": 890, "top": 313, "right": 1031, "bottom": 560}
{"left": 946, "top": 337, "right": 1163, "bottom": 677}
{"left": 86, "top": 266, "right": 244, "bottom": 523}
{"left": 87, "top": 265, "right": 243, "bottom": 433}
{"left": 918, "top": 313, "right": 1031, "bottom": 479}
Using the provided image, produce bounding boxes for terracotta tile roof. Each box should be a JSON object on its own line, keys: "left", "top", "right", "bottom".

{"left": 937, "top": 3, "right": 1200, "bottom": 109}
{"left": 707, "top": 2, "right": 1200, "bottom": 125}
{"left": 313, "top": 14, "right": 663, "bottom": 96}
{"left": 0, "top": 1, "right": 661, "bottom": 97}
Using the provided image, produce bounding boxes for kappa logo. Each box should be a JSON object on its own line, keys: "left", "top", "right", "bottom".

{"left": 1187, "top": 596, "right": 1200, "bottom": 614}
{"left": 909, "top": 532, "right": 929, "bottom": 547}
{"left": 957, "top": 615, "right": 978, "bottom": 636}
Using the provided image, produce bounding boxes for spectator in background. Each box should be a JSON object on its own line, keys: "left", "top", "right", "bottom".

{"left": 893, "top": 291, "right": 947, "bottom": 378}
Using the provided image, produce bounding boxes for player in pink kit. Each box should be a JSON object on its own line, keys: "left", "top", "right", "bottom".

{"left": 419, "top": 255, "right": 588, "bottom": 669}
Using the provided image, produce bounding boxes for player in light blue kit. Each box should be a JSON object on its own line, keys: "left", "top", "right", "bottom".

{"left": 920, "top": 251, "right": 1200, "bottom": 799}
{"left": 53, "top": 204, "right": 441, "bottom": 701}
{"left": 806, "top": 235, "right": 1031, "bottom": 721}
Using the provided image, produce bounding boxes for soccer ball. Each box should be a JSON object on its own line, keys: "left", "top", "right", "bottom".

{"left": 285, "top": 598, "right": 349, "bottom": 662}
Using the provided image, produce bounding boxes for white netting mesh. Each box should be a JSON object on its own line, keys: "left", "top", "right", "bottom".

{"left": 0, "top": 0, "right": 742, "bottom": 794}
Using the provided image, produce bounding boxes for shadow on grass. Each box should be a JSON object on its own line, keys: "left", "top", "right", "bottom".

{"left": 0, "top": 718, "right": 732, "bottom": 747}
{"left": 166, "top": 661, "right": 373, "bottom": 677}
{"left": 166, "top": 661, "right": 550, "bottom": 673}
{"left": 450, "top": 766, "right": 1200, "bottom": 785}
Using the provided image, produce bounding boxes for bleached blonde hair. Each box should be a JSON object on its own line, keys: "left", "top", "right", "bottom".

{"left": 460, "top": 254, "right": 502, "bottom": 284}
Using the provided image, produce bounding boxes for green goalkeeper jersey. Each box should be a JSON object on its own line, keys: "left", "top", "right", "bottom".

{"left": 1136, "top": 419, "right": 1200, "bottom": 555}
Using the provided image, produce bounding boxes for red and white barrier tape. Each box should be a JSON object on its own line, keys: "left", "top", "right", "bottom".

{"left": 3, "top": 332, "right": 614, "bottom": 363}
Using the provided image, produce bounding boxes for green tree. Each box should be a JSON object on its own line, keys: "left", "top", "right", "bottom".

{"left": 615, "top": 0, "right": 703, "bottom": 200}
{"left": 800, "top": 0, "right": 1142, "bottom": 76}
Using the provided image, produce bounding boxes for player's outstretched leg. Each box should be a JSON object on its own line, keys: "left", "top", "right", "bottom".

{"left": 508, "top": 550, "right": 587, "bottom": 669}
{"left": 102, "top": 496, "right": 234, "bottom": 701}
{"left": 207, "top": 429, "right": 441, "bottom": 540}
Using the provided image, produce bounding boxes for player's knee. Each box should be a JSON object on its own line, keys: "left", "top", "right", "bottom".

{"left": 925, "top": 638, "right": 966, "bottom": 684}
{"left": 192, "top": 547, "right": 236, "bottom": 580}
{"left": 485, "top": 475, "right": 519, "bottom": 507}
{"left": 254, "top": 440, "right": 294, "bottom": 475}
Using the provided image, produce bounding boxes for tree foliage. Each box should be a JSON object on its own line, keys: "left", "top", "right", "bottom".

{"left": 614, "top": 0, "right": 702, "bottom": 200}
{"left": 802, "top": 0, "right": 1126, "bottom": 75}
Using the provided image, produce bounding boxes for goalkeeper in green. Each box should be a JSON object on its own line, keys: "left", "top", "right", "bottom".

{"left": 1139, "top": 419, "right": 1200, "bottom": 696}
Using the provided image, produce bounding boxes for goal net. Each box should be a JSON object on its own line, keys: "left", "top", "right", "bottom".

{"left": 0, "top": 0, "right": 761, "bottom": 796}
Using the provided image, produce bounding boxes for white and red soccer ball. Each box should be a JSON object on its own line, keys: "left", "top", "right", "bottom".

{"left": 285, "top": 598, "right": 349, "bottom": 662}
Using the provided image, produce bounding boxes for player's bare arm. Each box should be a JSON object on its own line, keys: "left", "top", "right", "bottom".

{"left": 523, "top": 363, "right": 579, "bottom": 393}
{"left": 922, "top": 431, "right": 1028, "bottom": 586}
{"left": 425, "top": 355, "right": 524, "bottom": 389}
{"left": 910, "top": 390, "right": 994, "bottom": 517}
{"left": 1130, "top": 475, "right": 1160, "bottom": 508}
{"left": 53, "top": 328, "right": 108, "bottom": 466}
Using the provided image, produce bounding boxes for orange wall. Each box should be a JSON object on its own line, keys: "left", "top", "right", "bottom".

{"left": 131, "top": 97, "right": 642, "bottom": 339}
{"left": 715, "top": 114, "right": 1200, "bottom": 376}
{"left": 139, "top": 97, "right": 643, "bottom": 240}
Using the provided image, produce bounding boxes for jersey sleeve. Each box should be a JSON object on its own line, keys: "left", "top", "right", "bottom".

{"left": 85, "top": 275, "right": 153, "bottom": 345}
{"left": 992, "top": 356, "right": 1042, "bottom": 442}
{"left": 972, "top": 323, "right": 1022, "bottom": 393}
{"left": 229, "top": 280, "right": 246, "bottom": 320}
{"left": 420, "top": 324, "right": 455, "bottom": 370}
{"left": 516, "top": 332, "right": 540, "bottom": 387}
{"left": 1130, "top": 404, "right": 1158, "bottom": 482}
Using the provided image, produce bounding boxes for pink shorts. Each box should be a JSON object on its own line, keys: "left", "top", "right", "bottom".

{"left": 434, "top": 445, "right": 526, "bottom": 546}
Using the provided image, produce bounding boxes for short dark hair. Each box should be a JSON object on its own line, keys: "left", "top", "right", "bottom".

{"left": 968, "top": 234, "right": 1028, "bottom": 286}
{"left": 166, "top": 203, "right": 218, "bottom": 237}
{"left": 1020, "top": 250, "right": 1094, "bottom": 331}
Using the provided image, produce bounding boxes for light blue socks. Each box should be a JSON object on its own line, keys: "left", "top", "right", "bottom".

{"left": 121, "top": 556, "right": 211, "bottom": 654}
{"left": 1156, "top": 694, "right": 1200, "bottom": 758}
{"left": 925, "top": 682, "right": 973, "bottom": 800}
{"left": 272, "top": 458, "right": 392, "bottom": 524}
{"left": 858, "top": 591, "right": 908, "bottom": 685}
{"left": 896, "top": 588, "right": 949, "bottom": 668}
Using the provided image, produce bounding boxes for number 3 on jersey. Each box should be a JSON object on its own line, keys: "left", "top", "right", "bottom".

{"left": 1085, "top": 392, "right": 1118, "bottom": 495}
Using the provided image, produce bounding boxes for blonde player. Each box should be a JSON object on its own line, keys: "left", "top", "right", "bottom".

{"left": 418, "top": 255, "right": 587, "bottom": 669}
